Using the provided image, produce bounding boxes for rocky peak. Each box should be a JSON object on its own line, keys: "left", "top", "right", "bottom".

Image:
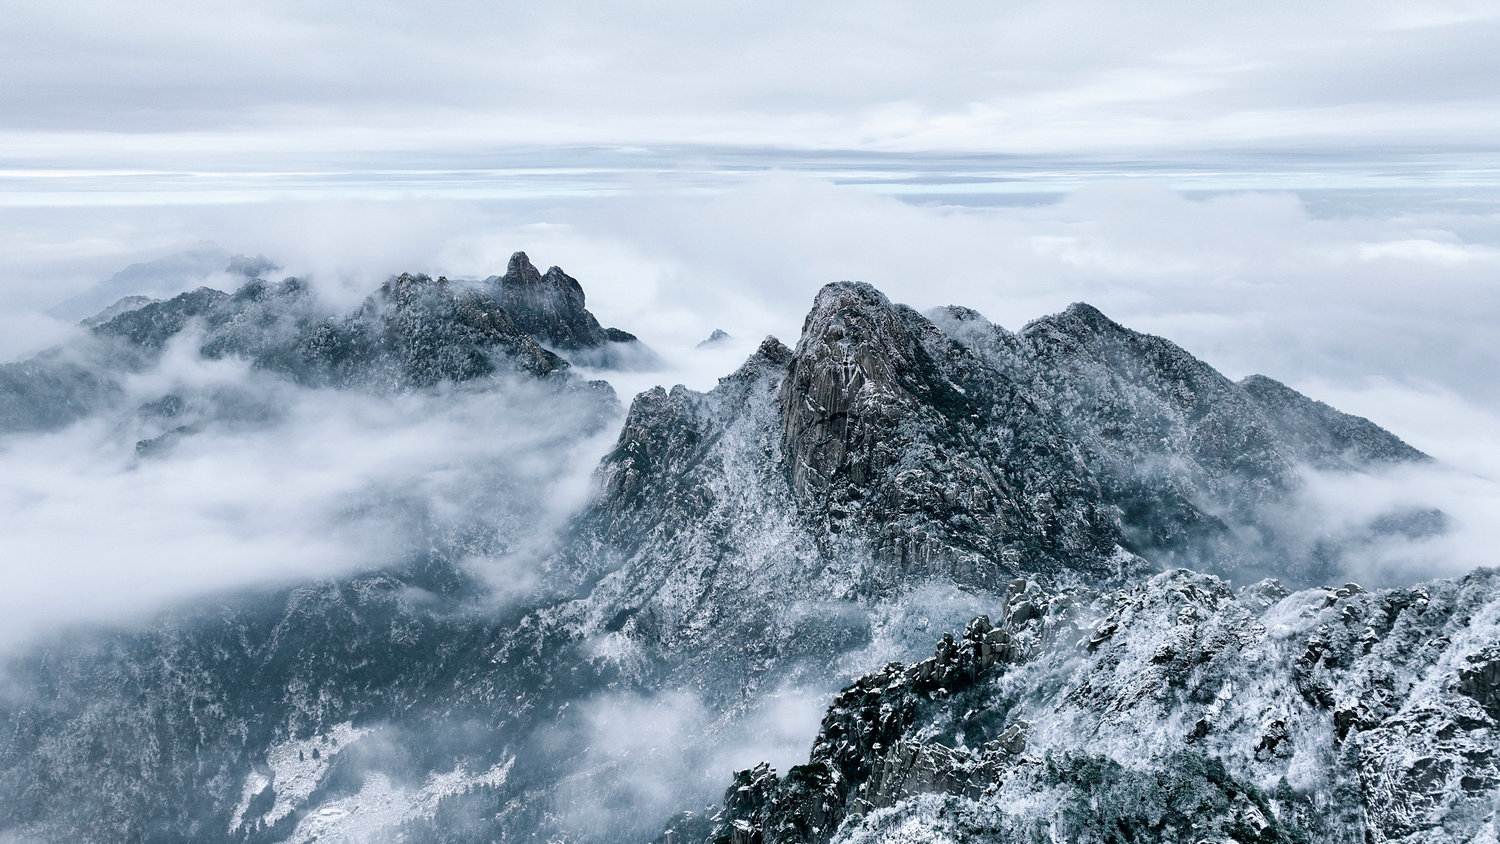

{"left": 718, "top": 336, "right": 793, "bottom": 391}
{"left": 779, "top": 282, "right": 939, "bottom": 504}
{"left": 1060, "top": 300, "right": 1124, "bottom": 332}
{"left": 378, "top": 271, "right": 450, "bottom": 309}
{"left": 1019, "top": 301, "right": 1142, "bottom": 349}
{"left": 777, "top": 282, "right": 1124, "bottom": 587}
{"left": 495, "top": 252, "right": 609, "bottom": 350}
{"left": 698, "top": 328, "right": 733, "bottom": 348}
{"left": 503, "top": 250, "right": 544, "bottom": 285}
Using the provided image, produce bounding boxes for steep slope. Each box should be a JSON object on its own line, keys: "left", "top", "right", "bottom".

{"left": 581, "top": 284, "right": 1427, "bottom": 605}
{"left": 493, "top": 251, "right": 612, "bottom": 350}
{"left": 781, "top": 284, "right": 1122, "bottom": 588}
{"left": 1238, "top": 373, "right": 1427, "bottom": 468}
{"left": 704, "top": 567, "right": 1500, "bottom": 844}
{"left": 927, "top": 301, "right": 1428, "bottom": 580}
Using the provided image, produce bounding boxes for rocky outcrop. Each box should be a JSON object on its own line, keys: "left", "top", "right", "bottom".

{"left": 299, "top": 272, "right": 568, "bottom": 387}
{"left": 0, "top": 255, "right": 651, "bottom": 435}
{"left": 781, "top": 283, "right": 1124, "bottom": 588}
{"left": 490, "top": 251, "right": 657, "bottom": 368}
{"left": 703, "top": 568, "right": 1500, "bottom": 844}
{"left": 494, "top": 251, "right": 612, "bottom": 350}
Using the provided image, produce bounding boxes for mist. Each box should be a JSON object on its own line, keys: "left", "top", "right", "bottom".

{"left": 3, "top": 175, "right": 1497, "bottom": 647}
{"left": 0, "top": 326, "right": 621, "bottom": 648}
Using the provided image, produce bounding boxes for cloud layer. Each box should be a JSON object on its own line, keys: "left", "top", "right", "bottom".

{"left": 4, "top": 1, "right": 1500, "bottom": 157}
{"left": 0, "top": 338, "right": 618, "bottom": 647}
{"left": 1, "top": 174, "right": 1496, "bottom": 641}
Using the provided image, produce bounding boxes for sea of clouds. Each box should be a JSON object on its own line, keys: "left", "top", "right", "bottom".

{"left": 1, "top": 176, "right": 1497, "bottom": 645}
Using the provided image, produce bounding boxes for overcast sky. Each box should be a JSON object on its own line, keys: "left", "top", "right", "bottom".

{"left": 3, "top": 0, "right": 1499, "bottom": 184}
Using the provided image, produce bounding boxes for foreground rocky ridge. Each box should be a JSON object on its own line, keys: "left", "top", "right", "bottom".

{"left": 0, "top": 272, "right": 1449, "bottom": 843}
{"left": 700, "top": 568, "right": 1500, "bottom": 844}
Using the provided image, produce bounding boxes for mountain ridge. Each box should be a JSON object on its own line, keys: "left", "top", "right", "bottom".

{"left": 0, "top": 266, "right": 1454, "bottom": 844}
{"left": 698, "top": 566, "right": 1500, "bottom": 844}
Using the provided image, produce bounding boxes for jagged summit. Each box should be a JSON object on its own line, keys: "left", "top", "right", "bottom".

{"left": 503, "top": 250, "right": 543, "bottom": 284}
{"left": 777, "top": 282, "right": 1122, "bottom": 586}
{"left": 593, "top": 282, "right": 1433, "bottom": 595}
{"left": 719, "top": 335, "right": 792, "bottom": 386}
{"left": 490, "top": 251, "right": 659, "bottom": 367}
{"left": 495, "top": 251, "right": 605, "bottom": 350}
{"left": 1, "top": 255, "right": 650, "bottom": 434}
{"left": 697, "top": 328, "right": 733, "bottom": 348}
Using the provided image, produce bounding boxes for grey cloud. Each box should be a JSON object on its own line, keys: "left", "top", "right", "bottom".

{"left": 2, "top": 0, "right": 1498, "bottom": 158}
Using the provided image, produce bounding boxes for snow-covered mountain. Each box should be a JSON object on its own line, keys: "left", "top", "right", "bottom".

{"left": 0, "top": 259, "right": 1472, "bottom": 843}
{"left": 701, "top": 568, "right": 1500, "bottom": 843}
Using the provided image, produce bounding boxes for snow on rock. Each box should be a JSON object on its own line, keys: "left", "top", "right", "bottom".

{"left": 234, "top": 721, "right": 370, "bottom": 832}
{"left": 283, "top": 759, "right": 513, "bottom": 844}
{"left": 707, "top": 568, "right": 1500, "bottom": 844}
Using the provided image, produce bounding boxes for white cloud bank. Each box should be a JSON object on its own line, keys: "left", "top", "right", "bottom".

{"left": 1, "top": 174, "right": 1496, "bottom": 642}
{"left": 0, "top": 336, "right": 618, "bottom": 648}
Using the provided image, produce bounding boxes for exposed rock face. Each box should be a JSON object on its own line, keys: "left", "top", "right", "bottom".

{"left": 490, "top": 251, "right": 657, "bottom": 368}
{"left": 295, "top": 272, "right": 567, "bottom": 387}
{"left": 494, "top": 251, "right": 612, "bottom": 350}
{"left": 102, "top": 272, "right": 570, "bottom": 386}
{"left": 93, "top": 285, "right": 231, "bottom": 351}
{"left": 540, "top": 335, "right": 831, "bottom": 661}
{"left": 933, "top": 300, "right": 1428, "bottom": 580}
{"left": 706, "top": 568, "right": 1500, "bottom": 844}
{"left": 781, "top": 283, "right": 1122, "bottom": 588}
{"left": 593, "top": 283, "right": 1428, "bottom": 598}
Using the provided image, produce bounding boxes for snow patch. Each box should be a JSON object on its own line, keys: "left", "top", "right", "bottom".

{"left": 282, "top": 759, "right": 513, "bottom": 844}
{"left": 230, "top": 721, "right": 370, "bottom": 832}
